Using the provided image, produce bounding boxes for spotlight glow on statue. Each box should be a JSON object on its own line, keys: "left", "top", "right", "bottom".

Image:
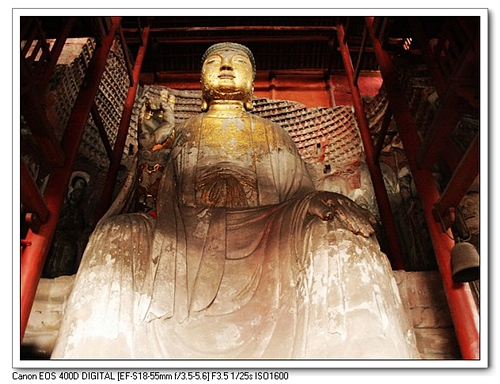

{"left": 52, "top": 43, "right": 419, "bottom": 359}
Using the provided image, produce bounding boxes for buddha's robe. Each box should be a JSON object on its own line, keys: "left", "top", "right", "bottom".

{"left": 51, "top": 112, "right": 419, "bottom": 359}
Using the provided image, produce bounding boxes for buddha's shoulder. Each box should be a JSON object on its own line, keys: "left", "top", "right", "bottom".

{"left": 174, "top": 114, "right": 205, "bottom": 139}
{"left": 249, "top": 113, "right": 293, "bottom": 138}
{"left": 177, "top": 112, "right": 289, "bottom": 139}
{"left": 181, "top": 113, "right": 205, "bottom": 128}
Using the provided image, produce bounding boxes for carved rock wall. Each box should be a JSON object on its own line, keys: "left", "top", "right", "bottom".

{"left": 46, "top": 37, "right": 135, "bottom": 173}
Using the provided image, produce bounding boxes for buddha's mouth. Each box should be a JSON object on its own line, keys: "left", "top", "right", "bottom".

{"left": 219, "top": 72, "right": 235, "bottom": 79}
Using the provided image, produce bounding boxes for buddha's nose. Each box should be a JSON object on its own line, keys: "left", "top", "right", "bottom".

{"left": 220, "top": 56, "right": 233, "bottom": 71}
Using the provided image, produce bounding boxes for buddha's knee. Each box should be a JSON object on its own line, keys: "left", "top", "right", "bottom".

{"left": 83, "top": 213, "right": 155, "bottom": 268}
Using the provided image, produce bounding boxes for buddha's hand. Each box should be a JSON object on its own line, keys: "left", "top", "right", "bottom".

{"left": 307, "top": 191, "right": 376, "bottom": 238}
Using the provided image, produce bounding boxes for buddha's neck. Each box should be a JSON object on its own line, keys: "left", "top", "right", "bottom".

{"left": 206, "top": 101, "right": 248, "bottom": 118}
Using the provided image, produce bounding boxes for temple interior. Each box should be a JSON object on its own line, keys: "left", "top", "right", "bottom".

{"left": 19, "top": 15, "right": 481, "bottom": 360}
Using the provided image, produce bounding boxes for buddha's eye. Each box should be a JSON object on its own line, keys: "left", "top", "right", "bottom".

{"left": 234, "top": 56, "right": 248, "bottom": 64}
{"left": 205, "top": 57, "right": 220, "bottom": 65}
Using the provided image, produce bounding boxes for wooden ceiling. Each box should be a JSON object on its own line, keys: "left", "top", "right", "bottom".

{"left": 35, "top": 16, "right": 448, "bottom": 77}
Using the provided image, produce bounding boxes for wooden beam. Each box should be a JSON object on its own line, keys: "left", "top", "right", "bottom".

{"left": 90, "top": 102, "right": 114, "bottom": 161}
{"left": 354, "top": 24, "right": 368, "bottom": 86}
{"left": 95, "top": 24, "right": 150, "bottom": 222}
{"left": 373, "top": 106, "right": 392, "bottom": 162}
{"left": 416, "top": 90, "right": 470, "bottom": 170}
{"left": 124, "top": 35, "right": 332, "bottom": 45}
{"left": 440, "top": 138, "right": 466, "bottom": 174}
{"left": 366, "top": 16, "right": 479, "bottom": 360}
{"left": 434, "top": 134, "right": 479, "bottom": 229}
{"left": 19, "top": 17, "right": 75, "bottom": 167}
{"left": 20, "top": 157, "right": 49, "bottom": 226}
{"left": 20, "top": 17, "right": 123, "bottom": 342}
{"left": 38, "top": 17, "right": 76, "bottom": 91}
{"left": 20, "top": 66, "right": 65, "bottom": 167}
{"left": 337, "top": 23, "right": 406, "bottom": 270}
{"left": 118, "top": 25, "right": 134, "bottom": 86}
{"left": 123, "top": 25, "right": 339, "bottom": 34}
{"left": 407, "top": 18, "right": 448, "bottom": 97}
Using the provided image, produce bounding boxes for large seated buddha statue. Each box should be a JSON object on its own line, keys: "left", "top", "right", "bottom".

{"left": 52, "top": 42, "right": 419, "bottom": 359}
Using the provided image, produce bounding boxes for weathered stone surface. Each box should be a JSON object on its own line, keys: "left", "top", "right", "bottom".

{"left": 30, "top": 275, "right": 75, "bottom": 304}
{"left": 411, "top": 306, "right": 454, "bottom": 329}
{"left": 25, "top": 270, "right": 463, "bottom": 359}
{"left": 393, "top": 270, "right": 461, "bottom": 359}
{"left": 406, "top": 270, "right": 448, "bottom": 307}
{"left": 414, "top": 328, "right": 461, "bottom": 359}
{"left": 22, "top": 276, "right": 75, "bottom": 359}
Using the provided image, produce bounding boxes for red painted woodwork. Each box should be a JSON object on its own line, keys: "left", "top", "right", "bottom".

{"left": 20, "top": 17, "right": 123, "bottom": 342}
{"left": 365, "top": 16, "right": 479, "bottom": 360}
{"left": 336, "top": 23, "right": 406, "bottom": 270}
{"left": 152, "top": 70, "right": 382, "bottom": 109}
{"left": 95, "top": 25, "right": 150, "bottom": 222}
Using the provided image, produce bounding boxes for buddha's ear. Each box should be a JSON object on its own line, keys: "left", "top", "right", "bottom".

{"left": 244, "top": 100, "right": 253, "bottom": 111}
{"left": 201, "top": 98, "right": 209, "bottom": 112}
{"left": 244, "top": 85, "right": 254, "bottom": 111}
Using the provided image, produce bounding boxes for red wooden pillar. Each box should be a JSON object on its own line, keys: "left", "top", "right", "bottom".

{"left": 435, "top": 135, "right": 479, "bottom": 229}
{"left": 336, "top": 23, "right": 406, "bottom": 270}
{"left": 365, "top": 16, "right": 479, "bottom": 359}
{"left": 95, "top": 25, "right": 150, "bottom": 222}
{"left": 20, "top": 17, "right": 122, "bottom": 342}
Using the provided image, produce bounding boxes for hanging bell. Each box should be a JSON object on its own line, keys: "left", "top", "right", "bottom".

{"left": 451, "top": 241, "right": 480, "bottom": 283}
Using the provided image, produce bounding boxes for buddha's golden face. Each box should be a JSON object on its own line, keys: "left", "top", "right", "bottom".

{"left": 201, "top": 48, "right": 254, "bottom": 106}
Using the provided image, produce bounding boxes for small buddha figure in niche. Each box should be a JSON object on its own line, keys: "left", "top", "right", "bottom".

{"left": 52, "top": 43, "right": 419, "bottom": 359}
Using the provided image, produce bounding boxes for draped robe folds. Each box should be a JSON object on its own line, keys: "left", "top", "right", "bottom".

{"left": 52, "top": 112, "right": 420, "bottom": 359}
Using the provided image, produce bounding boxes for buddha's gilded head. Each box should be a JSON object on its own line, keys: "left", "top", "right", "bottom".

{"left": 200, "top": 42, "right": 256, "bottom": 111}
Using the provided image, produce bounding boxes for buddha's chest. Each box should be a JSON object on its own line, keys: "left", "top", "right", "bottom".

{"left": 177, "top": 119, "right": 284, "bottom": 207}
{"left": 195, "top": 116, "right": 268, "bottom": 162}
